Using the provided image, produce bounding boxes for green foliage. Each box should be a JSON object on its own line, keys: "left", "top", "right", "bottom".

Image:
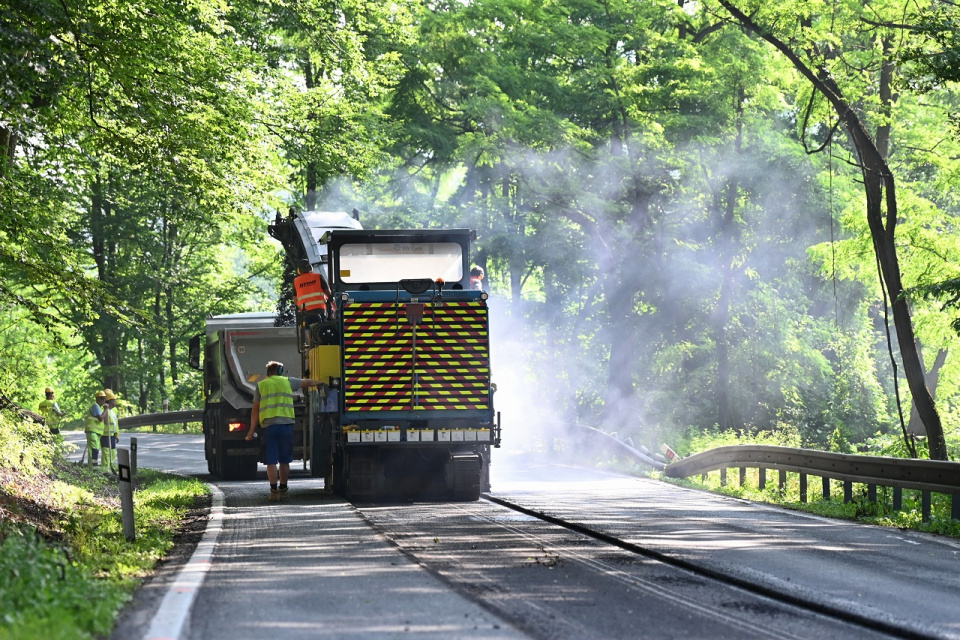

{"left": 0, "top": 527, "right": 123, "bottom": 640}
{"left": 0, "top": 460, "right": 207, "bottom": 640}
{"left": 5, "top": 0, "right": 960, "bottom": 462}
{"left": 0, "top": 413, "right": 60, "bottom": 475}
{"left": 679, "top": 426, "right": 802, "bottom": 455}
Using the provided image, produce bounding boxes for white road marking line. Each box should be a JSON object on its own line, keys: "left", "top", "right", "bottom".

{"left": 143, "top": 484, "right": 224, "bottom": 640}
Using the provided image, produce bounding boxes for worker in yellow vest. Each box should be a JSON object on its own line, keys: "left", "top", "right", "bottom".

{"left": 38, "top": 387, "right": 66, "bottom": 436}
{"left": 84, "top": 390, "right": 106, "bottom": 466}
{"left": 100, "top": 389, "right": 120, "bottom": 472}
{"left": 244, "top": 361, "right": 321, "bottom": 501}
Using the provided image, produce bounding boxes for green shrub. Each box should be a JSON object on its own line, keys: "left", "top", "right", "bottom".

{"left": 0, "top": 457, "right": 207, "bottom": 639}
{"left": 0, "top": 526, "right": 125, "bottom": 640}
{"left": 0, "top": 414, "right": 60, "bottom": 474}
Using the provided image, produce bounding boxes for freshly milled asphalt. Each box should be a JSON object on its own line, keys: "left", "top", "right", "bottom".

{"left": 180, "top": 478, "right": 525, "bottom": 640}
{"left": 60, "top": 432, "right": 525, "bottom": 640}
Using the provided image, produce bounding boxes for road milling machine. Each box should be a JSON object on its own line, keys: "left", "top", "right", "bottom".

{"left": 192, "top": 211, "right": 500, "bottom": 500}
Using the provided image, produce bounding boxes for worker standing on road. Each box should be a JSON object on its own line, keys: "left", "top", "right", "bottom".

{"left": 38, "top": 387, "right": 66, "bottom": 437}
{"left": 100, "top": 389, "right": 120, "bottom": 473}
{"left": 293, "top": 259, "right": 330, "bottom": 326}
{"left": 244, "top": 361, "right": 321, "bottom": 502}
{"left": 84, "top": 390, "right": 106, "bottom": 467}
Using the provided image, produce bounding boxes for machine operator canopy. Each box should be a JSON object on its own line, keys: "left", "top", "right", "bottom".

{"left": 339, "top": 241, "right": 464, "bottom": 284}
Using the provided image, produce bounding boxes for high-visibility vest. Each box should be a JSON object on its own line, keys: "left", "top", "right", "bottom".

{"left": 294, "top": 271, "right": 328, "bottom": 313}
{"left": 258, "top": 376, "right": 296, "bottom": 425}
{"left": 85, "top": 403, "right": 105, "bottom": 436}
{"left": 104, "top": 406, "right": 119, "bottom": 437}
{"left": 39, "top": 399, "right": 60, "bottom": 428}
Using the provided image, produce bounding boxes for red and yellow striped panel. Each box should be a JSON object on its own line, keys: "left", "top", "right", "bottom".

{"left": 342, "top": 301, "right": 490, "bottom": 412}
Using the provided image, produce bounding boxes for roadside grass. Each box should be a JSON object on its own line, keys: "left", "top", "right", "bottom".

{"left": 0, "top": 415, "right": 208, "bottom": 640}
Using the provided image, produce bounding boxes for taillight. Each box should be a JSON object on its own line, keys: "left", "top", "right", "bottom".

{"left": 228, "top": 421, "right": 246, "bottom": 432}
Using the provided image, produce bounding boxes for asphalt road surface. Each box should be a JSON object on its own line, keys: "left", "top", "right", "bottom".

{"left": 61, "top": 433, "right": 960, "bottom": 639}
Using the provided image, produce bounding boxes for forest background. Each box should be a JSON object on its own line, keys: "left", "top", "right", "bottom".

{"left": 3, "top": 0, "right": 960, "bottom": 460}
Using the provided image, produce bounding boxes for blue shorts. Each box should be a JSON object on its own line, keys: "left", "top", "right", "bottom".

{"left": 263, "top": 424, "right": 294, "bottom": 465}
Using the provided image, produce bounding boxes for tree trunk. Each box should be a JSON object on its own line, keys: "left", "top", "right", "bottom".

{"left": 138, "top": 337, "right": 149, "bottom": 412}
{"left": 0, "top": 126, "right": 17, "bottom": 177}
{"left": 304, "top": 57, "right": 318, "bottom": 209}
{"left": 907, "top": 348, "right": 948, "bottom": 437}
{"left": 88, "top": 168, "right": 123, "bottom": 395}
{"left": 717, "top": 0, "right": 948, "bottom": 459}
{"left": 714, "top": 86, "right": 745, "bottom": 432}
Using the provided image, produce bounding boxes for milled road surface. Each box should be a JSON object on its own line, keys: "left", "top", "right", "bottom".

{"left": 66, "top": 432, "right": 524, "bottom": 639}
{"left": 62, "top": 432, "right": 960, "bottom": 639}
{"left": 490, "top": 451, "right": 960, "bottom": 639}
{"left": 357, "top": 500, "right": 892, "bottom": 639}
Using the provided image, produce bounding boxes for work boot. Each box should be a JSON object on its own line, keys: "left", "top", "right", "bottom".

{"left": 269, "top": 488, "right": 281, "bottom": 502}
{"left": 279, "top": 486, "right": 289, "bottom": 501}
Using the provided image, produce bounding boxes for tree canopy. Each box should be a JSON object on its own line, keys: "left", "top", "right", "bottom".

{"left": 2, "top": 0, "right": 960, "bottom": 460}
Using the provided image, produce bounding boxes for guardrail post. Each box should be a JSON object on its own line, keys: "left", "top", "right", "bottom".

{"left": 843, "top": 480, "right": 853, "bottom": 503}
{"left": 893, "top": 487, "right": 902, "bottom": 512}
{"left": 800, "top": 473, "right": 807, "bottom": 503}
{"left": 720, "top": 468, "right": 727, "bottom": 487}
{"left": 759, "top": 467, "right": 766, "bottom": 490}
{"left": 822, "top": 477, "right": 830, "bottom": 500}
{"left": 867, "top": 484, "right": 877, "bottom": 503}
{"left": 922, "top": 491, "right": 931, "bottom": 522}
{"left": 117, "top": 448, "right": 136, "bottom": 541}
{"left": 953, "top": 494, "right": 960, "bottom": 521}
{"left": 739, "top": 467, "right": 746, "bottom": 487}
{"left": 778, "top": 470, "right": 786, "bottom": 493}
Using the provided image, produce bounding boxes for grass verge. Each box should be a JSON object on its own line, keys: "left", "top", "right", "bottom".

{"left": 0, "top": 457, "right": 208, "bottom": 640}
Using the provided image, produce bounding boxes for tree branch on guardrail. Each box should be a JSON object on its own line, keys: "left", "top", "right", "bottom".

{"left": 574, "top": 424, "right": 666, "bottom": 471}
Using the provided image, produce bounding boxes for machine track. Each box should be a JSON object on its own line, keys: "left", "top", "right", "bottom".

{"left": 481, "top": 494, "right": 935, "bottom": 640}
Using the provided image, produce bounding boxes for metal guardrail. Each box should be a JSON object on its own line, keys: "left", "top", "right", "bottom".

{"left": 118, "top": 410, "right": 204, "bottom": 430}
{"left": 663, "top": 444, "right": 960, "bottom": 520}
